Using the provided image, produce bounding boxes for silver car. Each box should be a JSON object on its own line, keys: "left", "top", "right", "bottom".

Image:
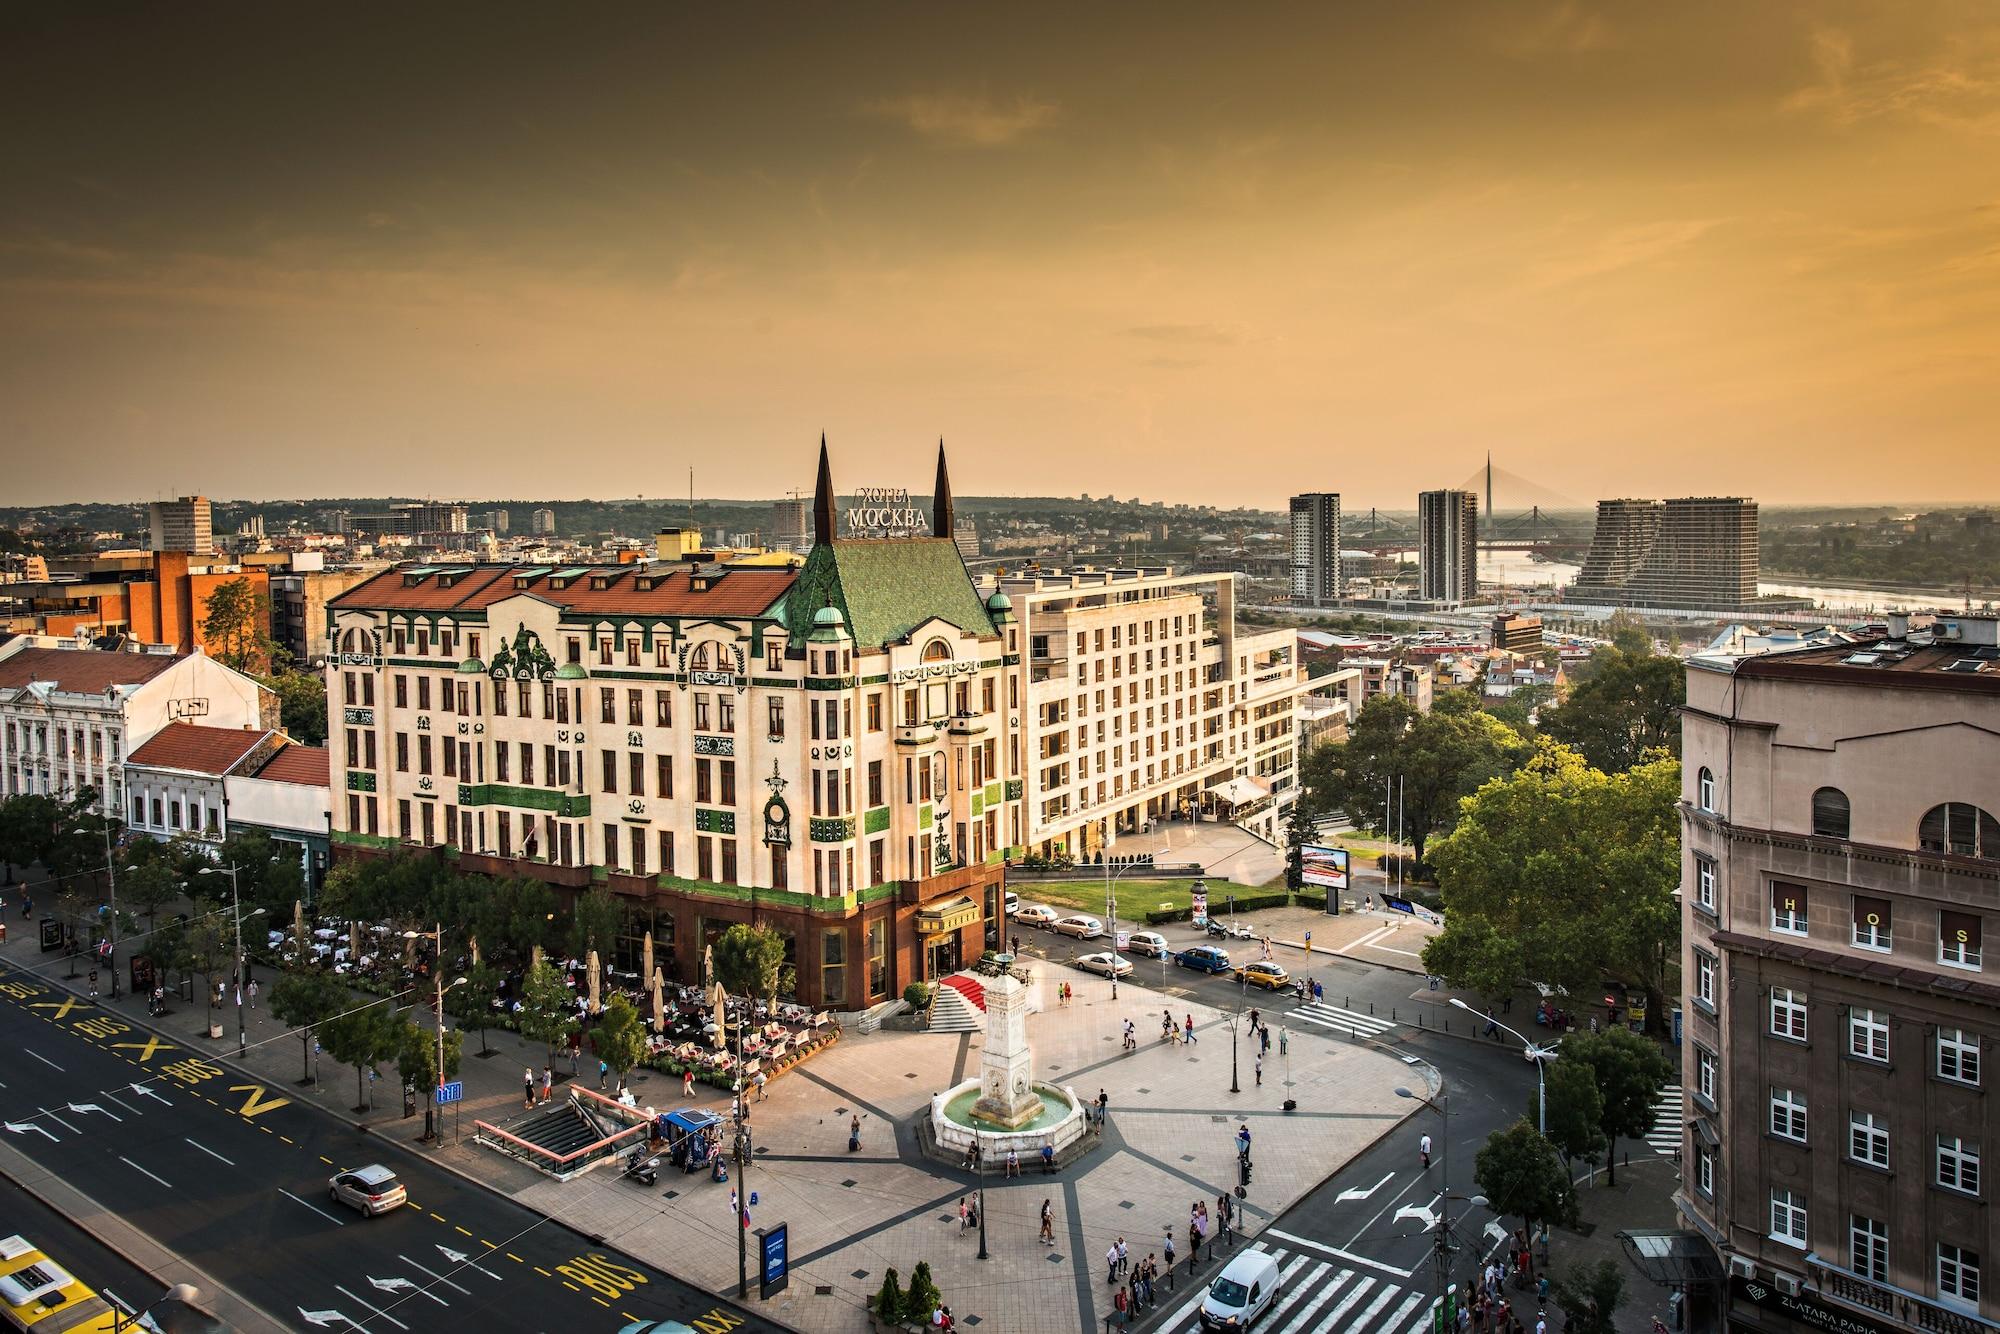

{"left": 330, "top": 1164, "right": 407, "bottom": 1217}
{"left": 1054, "top": 914, "right": 1104, "bottom": 939}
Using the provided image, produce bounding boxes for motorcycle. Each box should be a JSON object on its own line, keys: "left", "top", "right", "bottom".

{"left": 621, "top": 1147, "right": 660, "bottom": 1187}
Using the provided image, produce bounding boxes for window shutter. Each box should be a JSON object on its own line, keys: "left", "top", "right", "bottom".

{"left": 1853, "top": 895, "right": 1891, "bottom": 936}
{"left": 1941, "top": 910, "right": 1982, "bottom": 955}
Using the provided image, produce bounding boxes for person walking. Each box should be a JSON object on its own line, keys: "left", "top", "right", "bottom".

{"left": 1105, "top": 1241, "right": 1119, "bottom": 1284}
{"left": 1116, "top": 1236, "right": 1129, "bottom": 1277}
{"left": 247, "top": 979, "right": 258, "bottom": 1009}
{"left": 541, "top": 1064, "right": 553, "bottom": 1103}
{"left": 1040, "top": 1199, "right": 1055, "bottom": 1246}
{"left": 683, "top": 1066, "right": 696, "bottom": 1099}
{"left": 1096, "top": 1089, "right": 1109, "bottom": 1128}
{"left": 1279, "top": 1026, "right": 1288, "bottom": 1056}
{"left": 1260, "top": 1024, "right": 1270, "bottom": 1055}
{"left": 524, "top": 1065, "right": 536, "bottom": 1110}
{"left": 599, "top": 1059, "right": 609, "bottom": 1091}
{"left": 1484, "top": 1008, "right": 1501, "bottom": 1039}
{"left": 1184, "top": 1014, "right": 1196, "bottom": 1044}
{"left": 849, "top": 1113, "right": 862, "bottom": 1152}
{"left": 1254, "top": 1051, "right": 1263, "bottom": 1086}
{"left": 1421, "top": 1131, "right": 1433, "bottom": 1170}
{"left": 88, "top": 968, "right": 98, "bottom": 999}
{"left": 959, "top": 1197, "right": 970, "bottom": 1234}
{"left": 1162, "top": 1229, "right": 1175, "bottom": 1272}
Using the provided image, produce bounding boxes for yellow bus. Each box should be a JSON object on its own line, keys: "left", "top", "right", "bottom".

{"left": 0, "top": 1236, "right": 122, "bottom": 1333}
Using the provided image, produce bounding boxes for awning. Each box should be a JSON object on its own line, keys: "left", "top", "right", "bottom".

{"left": 1206, "top": 775, "right": 1271, "bottom": 806}
{"left": 1618, "top": 1230, "right": 1727, "bottom": 1288}
{"left": 916, "top": 895, "right": 982, "bottom": 935}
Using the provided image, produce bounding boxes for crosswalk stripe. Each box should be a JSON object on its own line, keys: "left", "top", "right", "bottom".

{"left": 1158, "top": 1241, "right": 1265, "bottom": 1330}
{"left": 1273, "top": 1267, "right": 1356, "bottom": 1334}
{"left": 1286, "top": 1002, "right": 1397, "bottom": 1037}
{"left": 1260, "top": 1256, "right": 1322, "bottom": 1326}
{"left": 1350, "top": 1281, "right": 1403, "bottom": 1328}
{"left": 1320, "top": 1274, "right": 1379, "bottom": 1328}
{"left": 1643, "top": 1085, "right": 1685, "bottom": 1153}
{"left": 1386, "top": 1290, "right": 1431, "bottom": 1332}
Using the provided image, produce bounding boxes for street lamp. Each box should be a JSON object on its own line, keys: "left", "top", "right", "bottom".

{"left": 1447, "top": 997, "right": 1561, "bottom": 1134}
{"left": 111, "top": 1281, "right": 199, "bottom": 1332}
{"left": 1397, "top": 1086, "right": 1488, "bottom": 1332}
{"left": 197, "top": 865, "right": 263, "bottom": 1055}
{"left": 403, "top": 925, "right": 465, "bottom": 1144}
{"left": 1228, "top": 960, "right": 1250, "bottom": 1094}
{"left": 1102, "top": 855, "right": 1150, "bottom": 1001}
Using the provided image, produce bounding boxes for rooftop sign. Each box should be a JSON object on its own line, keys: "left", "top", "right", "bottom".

{"left": 843, "top": 487, "right": 930, "bottom": 539}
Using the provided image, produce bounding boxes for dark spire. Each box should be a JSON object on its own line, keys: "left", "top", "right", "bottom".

{"left": 932, "top": 437, "right": 954, "bottom": 539}
{"left": 813, "top": 432, "right": 835, "bottom": 547}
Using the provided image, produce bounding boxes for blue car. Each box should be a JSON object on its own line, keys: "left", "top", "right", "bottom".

{"left": 1176, "top": 945, "right": 1233, "bottom": 974}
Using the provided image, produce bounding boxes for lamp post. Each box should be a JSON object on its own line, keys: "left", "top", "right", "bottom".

{"left": 1397, "top": 1086, "right": 1487, "bottom": 1332}
{"left": 403, "top": 925, "right": 465, "bottom": 1144}
{"left": 111, "top": 1281, "right": 199, "bottom": 1332}
{"left": 1447, "top": 997, "right": 1560, "bottom": 1133}
{"left": 197, "top": 864, "right": 262, "bottom": 1055}
{"left": 1102, "top": 854, "right": 1148, "bottom": 1002}
{"left": 1228, "top": 960, "right": 1250, "bottom": 1094}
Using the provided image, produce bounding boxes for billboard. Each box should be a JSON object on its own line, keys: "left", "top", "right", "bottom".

{"left": 1300, "top": 845, "right": 1350, "bottom": 892}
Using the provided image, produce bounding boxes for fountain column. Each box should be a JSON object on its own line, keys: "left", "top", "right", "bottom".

{"left": 969, "top": 967, "right": 1043, "bottom": 1128}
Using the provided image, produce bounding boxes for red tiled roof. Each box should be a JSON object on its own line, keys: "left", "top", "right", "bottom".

{"left": 127, "top": 723, "right": 272, "bottom": 775}
{"left": 0, "top": 647, "right": 181, "bottom": 694}
{"left": 250, "top": 743, "right": 329, "bottom": 787}
{"left": 329, "top": 563, "right": 797, "bottom": 619}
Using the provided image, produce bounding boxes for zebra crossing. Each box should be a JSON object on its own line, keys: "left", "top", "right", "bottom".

{"left": 1643, "top": 1084, "right": 1684, "bottom": 1155}
{"left": 1285, "top": 1000, "right": 1398, "bottom": 1040}
{"left": 1154, "top": 1241, "right": 1437, "bottom": 1334}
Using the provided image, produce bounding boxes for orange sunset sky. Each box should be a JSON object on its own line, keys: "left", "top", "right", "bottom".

{"left": 2, "top": 2, "right": 1997, "bottom": 508}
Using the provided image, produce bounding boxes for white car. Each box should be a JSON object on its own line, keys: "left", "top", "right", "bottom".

{"left": 1074, "top": 952, "right": 1133, "bottom": 978}
{"left": 1054, "top": 914, "right": 1104, "bottom": 939}
{"left": 1004, "top": 891, "right": 1020, "bottom": 915}
{"left": 1014, "top": 903, "right": 1059, "bottom": 928}
{"left": 1125, "top": 931, "right": 1170, "bottom": 958}
{"left": 329, "top": 1164, "right": 407, "bottom": 1217}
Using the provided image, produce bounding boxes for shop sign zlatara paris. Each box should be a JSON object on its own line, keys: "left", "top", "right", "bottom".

{"left": 843, "top": 487, "right": 930, "bottom": 538}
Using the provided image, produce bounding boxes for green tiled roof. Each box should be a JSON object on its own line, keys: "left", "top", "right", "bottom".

{"left": 781, "top": 539, "right": 996, "bottom": 649}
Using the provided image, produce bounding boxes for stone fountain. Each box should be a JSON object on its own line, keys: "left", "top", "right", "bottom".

{"left": 929, "top": 958, "right": 1088, "bottom": 1160}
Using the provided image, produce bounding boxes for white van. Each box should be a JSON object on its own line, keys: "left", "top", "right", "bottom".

{"left": 1199, "top": 1248, "right": 1281, "bottom": 1328}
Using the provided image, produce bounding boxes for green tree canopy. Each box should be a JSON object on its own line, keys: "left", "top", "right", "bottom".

{"left": 517, "top": 959, "right": 578, "bottom": 1061}
{"left": 593, "top": 995, "right": 649, "bottom": 1079}
{"left": 1302, "top": 691, "right": 1527, "bottom": 868}
{"left": 1422, "top": 740, "right": 1680, "bottom": 1025}
{"left": 269, "top": 967, "right": 350, "bottom": 1084}
{"left": 395, "top": 1017, "right": 464, "bottom": 1091}
{"left": 1474, "top": 1118, "right": 1575, "bottom": 1235}
{"left": 1551, "top": 1259, "right": 1626, "bottom": 1334}
{"left": 201, "top": 577, "right": 282, "bottom": 673}
{"left": 447, "top": 962, "right": 504, "bottom": 1056}
{"left": 567, "top": 887, "right": 621, "bottom": 963}
{"left": 712, "top": 923, "right": 787, "bottom": 1001}
{"left": 259, "top": 671, "right": 327, "bottom": 745}
{"left": 214, "top": 829, "right": 306, "bottom": 920}
{"left": 1555, "top": 1027, "right": 1675, "bottom": 1184}
{"left": 319, "top": 1000, "right": 404, "bottom": 1112}
{"left": 1541, "top": 646, "right": 1684, "bottom": 772}
{"left": 1540, "top": 1053, "right": 1608, "bottom": 1172}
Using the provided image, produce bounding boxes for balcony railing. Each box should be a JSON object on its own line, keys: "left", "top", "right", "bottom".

{"left": 1807, "top": 1253, "right": 1998, "bottom": 1334}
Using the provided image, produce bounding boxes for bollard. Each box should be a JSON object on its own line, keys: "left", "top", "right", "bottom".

{"left": 1369, "top": 1002, "right": 1375, "bottom": 1015}
{"left": 1392, "top": 1008, "right": 1397, "bottom": 1023}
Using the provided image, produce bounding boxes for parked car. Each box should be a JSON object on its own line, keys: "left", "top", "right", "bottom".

{"left": 1014, "top": 903, "right": 1059, "bottom": 928}
{"left": 1234, "top": 960, "right": 1291, "bottom": 990}
{"left": 1074, "top": 951, "right": 1134, "bottom": 978}
{"left": 1206, "top": 918, "right": 1255, "bottom": 941}
{"left": 1004, "top": 891, "right": 1020, "bottom": 915}
{"left": 1054, "top": 914, "right": 1104, "bottom": 939}
{"left": 1125, "top": 930, "right": 1170, "bottom": 958}
{"left": 1175, "top": 945, "right": 1233, "bottom": 974}
{"left": 1199, "top": 1248, "right": 1282, "bottom": 1330}
{"left": 329, "top": 1164, "right": 406, "bottom": 1217}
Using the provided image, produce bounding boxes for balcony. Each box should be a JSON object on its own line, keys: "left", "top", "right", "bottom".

{"left": 1806, "top": 1253, "right": 1998, "bottom": 1334}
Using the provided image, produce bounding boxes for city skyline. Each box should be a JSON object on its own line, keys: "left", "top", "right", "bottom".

{"left": 4, "top": 3, "right": 1999, "bottom": 506}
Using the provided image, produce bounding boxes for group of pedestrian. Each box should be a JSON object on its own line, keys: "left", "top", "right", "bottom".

{"left": 1109, "top": 1249, "right": 1163, "bottom": 1323}
{"left": 523, "top": 1063, "right": 555, "bottom": 1109}
{"left": 1453, "top": 1229, "right": 1550, "bottom": 1333}
{"left": 1184, "top": 1199, "right": 1214, "bottom": 1272}
{"left": 1244, "top": 1008, "right": 1277, "bottom": 1084}
{"left": 1056, "top": 981, "right": 1074, "bottom": 1008}
{"left": 1158, "top": 1010, "right": 1197, "bottom": 1044}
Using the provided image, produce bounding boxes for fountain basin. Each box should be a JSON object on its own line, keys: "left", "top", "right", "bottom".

{"left": 929, "top": 1079, "right": 1088, "bottom": 1159}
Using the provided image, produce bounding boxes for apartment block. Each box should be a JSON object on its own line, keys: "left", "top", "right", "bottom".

{"left": 1288, "top": 493, "right": 1343, "bottom": 606}
{"left": 1417, "top": 489, "right": 1479, "bottom": 603}
{"left": 148, "top": 496, "right": 214, "bottom": 555}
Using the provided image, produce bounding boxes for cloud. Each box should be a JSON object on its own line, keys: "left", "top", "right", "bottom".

{"left": 1123, "top": 323, "right": 1243, "bottom": 345}
{"left": 1495, "top": 2, "right": 1615, "bottom": 58}
{"left": 1530, "top": 217, "right": 1726, "bottom": 290}
{"left": 863, "top": 93, "right": 1060, "bottom": 147}
{"left": 1783, "top": 26, "right": 2000, "bottom": 135}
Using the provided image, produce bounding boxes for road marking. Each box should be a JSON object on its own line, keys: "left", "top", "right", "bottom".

{"left": 370, "top": 1274, "right": 447, "bottom": 1307}
{"left": 129, "top": 1082, "right": 171, "bottom": 1105}
{"left": 112, "top": 1036, "right": 174, "bottom": 1062}
{"left": 119, "top": 1155, "right": 172, "bottom": 1189}
{"left": 505, "top": 1254, "right": 523, "bottom": 1264}
{"left": 1645, "top": 1084, "right": 1685, "bottom": 1154}
{"left": 1383, "top": 1289, "right": 1430, "bottom": 1331}
{"left": 1319, "top": 1274, "right": 1378, "bottom": 1330}
{"left": 185, "top": 1138, "right": 235, "bottom": 1166}
{"left": 435, "top": 1244, "right": 503, "bottom": 1282}
{"left": 455, "top": 1226, "right": 473, "bottom": 1238}
{"left": 1287, "top": 1001, "right": 1397, "bottom": 1039}
{"left": 280, "top": 1187, "right": 347, "bottom": 1226}
{"left": 298, "top": 1307, "right": 358, "bottom": 1328}
{"left": 1273, "top": 1267, "right": 1354, "bottom": 1334}
{"left": 28, "top": 997, "right": 85, "bottom": 1020}
{"left": 1349, "top": 1279, "right": 1402, "bottom": 1328}
{"left": 1338, "top": 926, "right": 1395, "bottom": 954}
{"left": 1262, "top": 1227, "right": 1420, "bottom": 1279}
{"left": 397, "top": 1255, "right": 472, "bottom": 1296}
{"left": 25, "top": 1049, "right": 63, "bottom": 1072}
{"left": 1336, "top": 1171, "right": 1394, "bottom": 1202}
{"left": 334, "top": 1284, "right": 409, "bottom": 1331}
{"left": 1342, "top": 1168, "right": 1431, "bottom": 1248}
{"left": 3, "top": 1120, "right": 56, "bottom": 1142}
{"left": 68, "top": 1101, "right": 121, "bottom": 1122}
{"left": 225, "top": 1082, "right": 291, "bottom": 1117}
{"left": 99, "top": 1090, "right": 142, "bottom": 1117}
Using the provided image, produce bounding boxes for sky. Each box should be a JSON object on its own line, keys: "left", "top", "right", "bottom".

{"left": 2, "top": 2, "right": 1998, "bottom": 510}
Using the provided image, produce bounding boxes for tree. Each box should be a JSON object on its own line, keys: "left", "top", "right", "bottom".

{"left": 1282, "top": 799, "right": 1317, "bottom": 894}
{"left": 1474, "top": 1119, "right": 1575, "bottom": 1236}
{"left": 593, "top": 995, "right": 648, "bottom": 1082}
{"left": 1308, "top": 691, "right": 1527, "bottom": 870}
{"left": 395, "top": 1018, "right": 464, "bottom": 1094}
{"left": 259, "top": 671, "right": 327, "bottom": 745}
{"left": 201, "top": 577, "right": 282, "bottom": 673}
{"left": 447, "top": 962, "right": 503, "bottom": 1056}
{"left": 215, "top": 829, "right": 305, "bottom": 920}
{"left": 712, "top": 923, "right": 787, "bottom": 1002}
{"left": 319, "top": 1000, "right": 404, "bottom": 1113}
{"left": 1551, "top": 1258, "right": 1625, "bottom": 1334}
{"left": 1483, "top": 680, "right": 1555, "bottom": 738}
{"left": 474, "top": 876, "right": 558, "bottom": 963}
{"left": 567, "top": 887, "right": 620, "bottom": 963}
{"left": 118, "top": 857, "right": 182, "bottom": 931}
{"left": 269, "top": 968, "right": 349, "bottom": 1085}
{"left": 1541, "top": 647, "right": 1683, "bottom": 772}
{"left": 872, "top": 1268, "right": 905, "bottom": 1324}
{"left": 1555, "top": 1028, "right": 1674, "bottom": 1186}
{"left": 517, "top": 960, "right": 577, "bottom": 1063}
{"left": 903, "top": 1261, "right": 942, "bottom": 1324}
{"left": 179, "top": 900, "right": 234, "bottom": 1027}
{"left": 1422, "top": 741, "right": 1680, "bottom": 1027}
{"left": 1541, "top": 1055, "right": 1608, "bottom": 1177}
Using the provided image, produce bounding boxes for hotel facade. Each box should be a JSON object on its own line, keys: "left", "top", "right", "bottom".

{"left": 327, "top": 444, "right": 1023, "bottom": 1010}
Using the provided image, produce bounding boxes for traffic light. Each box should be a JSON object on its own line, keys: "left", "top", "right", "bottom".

{"left": 1239, "top": 1156, "right": 1252, "bottom": 1187}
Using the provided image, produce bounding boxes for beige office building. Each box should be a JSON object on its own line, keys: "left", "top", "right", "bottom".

{"left": 1679, "top": 611, "right": 2000, "bottom": 1333}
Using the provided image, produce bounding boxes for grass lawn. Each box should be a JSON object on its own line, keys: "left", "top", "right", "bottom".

{"left": 1013, "top": 877, "right": 1287, "bottom": 919}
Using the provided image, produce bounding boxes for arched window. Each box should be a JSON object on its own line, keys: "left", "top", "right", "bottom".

{"left": 690, "top": 642, "right": 712, "bottom": 670}
{"left": 1811, "top": 788, "right": 1851, "bottom": 840}
{"left": 1919, "top": 804, "right": 2000, "bottom": 859}
{"left": 922, "top": 638, "right": 953, "bottom": 663}
{"left": 1696, "top": 767, "right": 1716, "bottom": 813}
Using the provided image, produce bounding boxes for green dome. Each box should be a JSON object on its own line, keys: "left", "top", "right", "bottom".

{"left": 813, "top": 604, "right": 846, "bottom": 627}
{"left": 456, "top": 657, "right": 486, "bottom": 674}
{"left": 985, "top": 591, "right": 1013, "bottom": 614}
{"left": 555, "top": 662, "right": 589, "bottom": 679}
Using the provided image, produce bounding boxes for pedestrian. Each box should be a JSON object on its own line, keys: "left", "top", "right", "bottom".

{"left": 683, "top": 1066, "right": 696, "bottom": 1099}
{"left": 755, "top": 1070, "right": 768, "bottom": 1101}
{"left": 1105, "top": 1241, "right": 1119, "bottom": 1283}
{"left": 234, "top": 981, "right": 242, "bottom": 1009}
{"left": 1428, "top": 973, "right": 1440, "bottom": 991}
{"left": 1184, "top": 1014, "right": 1196, "bottom": 1044}
{"left": 1303, "top": 928, "right": 1312, "bottom": 953}
{"left": 850, "top": 1113, "right": 862, "bottom": 1152}
{"left": 1420, "top": 1132, "right": 1433, "bottom": 1170}
{"left": 1279, "top": 1026, "right": 1288, "bottom": 1056}
{"left": 959, "top": 1197, "right": 969, "bottom": 1233}
{"left": 1006, "top": 1147, "right": 1019, "bottom": 1178}
{"left": 1162, "top": 1230, "right": 1175, "bottom": 1271}
{"left": 1116, "top": 1236, "right": 1129, "bottom": 1276}
{"left": 247, "top": 979, "right": 258, "bottom": 1009}
{"left": 1113, "top": 1286, "right": 1128, "bottom": 1325}
{"left": 964, "top": 1141, "right": 979, "bottom": 1172}
{"left": 1096, "top": 1089, "right": 1109, "bottom": 1127}
{"left": 524, "top": 1065, "right": 536, "bottom": 1110}
{"left": 541, "top": 1064, "right": 553, "bottom": 1103}
{"left": 1040, "top": 1198, "right": 1055, "bottom": 1246}
{"left": 1484, "top": 1008, "right": 1500, "bottom": 1039}
{"left": 88, "top": 968, "right": 98, "bottom": 998}
{"left": 599, "top": 1059, "right": 609, "bottom": 1091}
{"left": 1260, "top": 1025, "right": 1270, "bottom": 1055}
{"left": 1041, "top": 1141, "right": 1055, "bottom": 1174}
{"left": 1254, "top": 1051, "right": 1263, "bottom": 1085}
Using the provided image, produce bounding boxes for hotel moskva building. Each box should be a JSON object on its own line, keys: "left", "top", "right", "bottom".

{"left": 326, "top": 441, "right": 1303, "bottom": 1009}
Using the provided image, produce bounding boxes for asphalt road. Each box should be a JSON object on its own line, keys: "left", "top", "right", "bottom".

{"left": 0, "top": 961, "right": 776, "bottom": 1334}
{"left": 1, "top": 1174, "right": 187, "bottom": 1324}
